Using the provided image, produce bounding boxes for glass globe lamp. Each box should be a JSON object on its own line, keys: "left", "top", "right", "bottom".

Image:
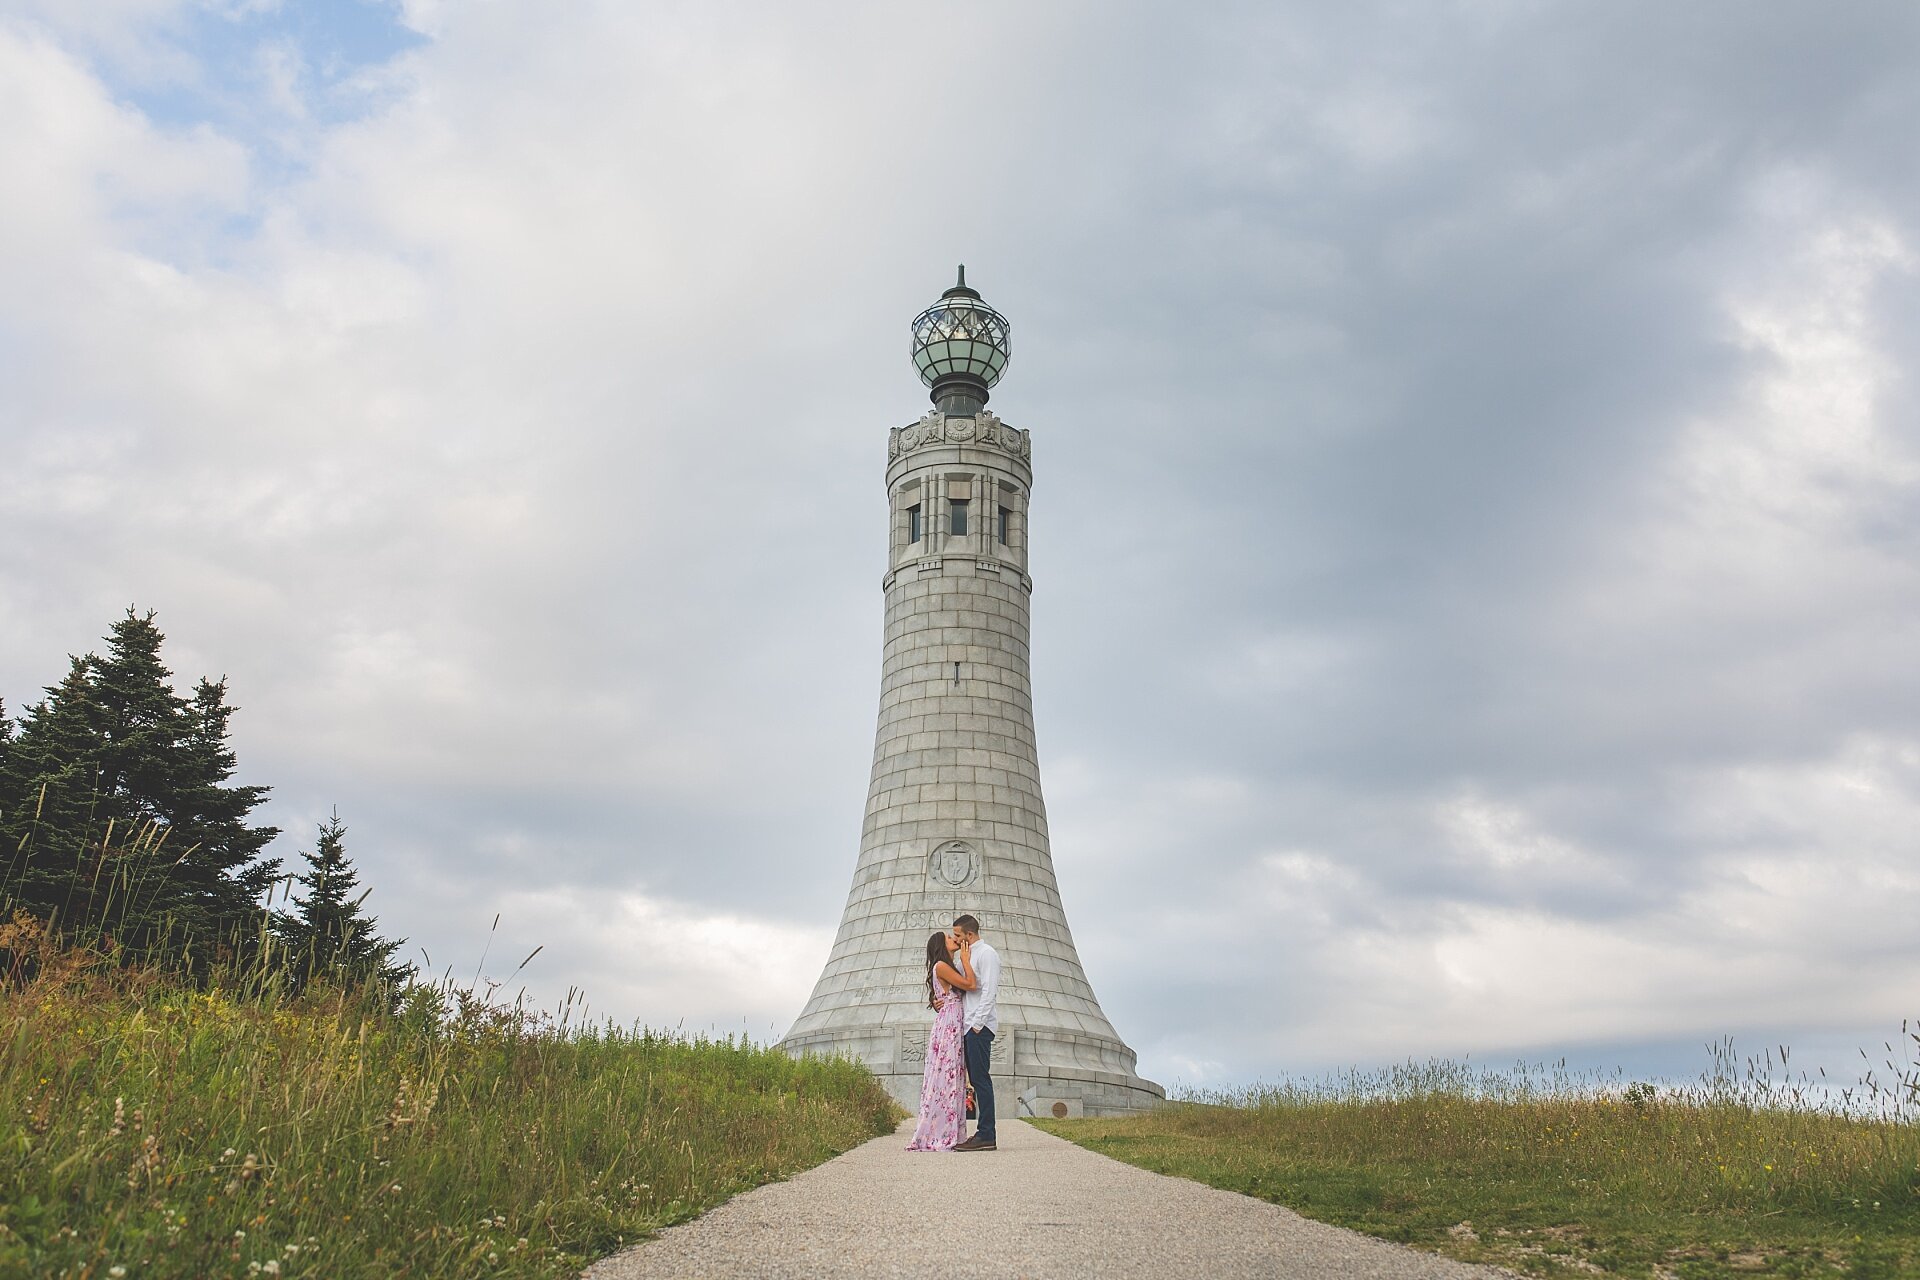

{"left": 911, "top": 266, "right": 1011, "bottom": 413}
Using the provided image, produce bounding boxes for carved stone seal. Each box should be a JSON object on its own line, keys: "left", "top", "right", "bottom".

{"left": 928, "top": 839, "right": 979, "bottom": 888}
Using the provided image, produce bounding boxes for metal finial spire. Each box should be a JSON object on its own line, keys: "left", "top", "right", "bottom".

{"left": 941, "top": 264, "right": 981, "bottom": 301}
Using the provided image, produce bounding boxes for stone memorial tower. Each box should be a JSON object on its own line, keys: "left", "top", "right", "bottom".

{"left": 778, "top": 270, "right": 1162, "bottom": 1117}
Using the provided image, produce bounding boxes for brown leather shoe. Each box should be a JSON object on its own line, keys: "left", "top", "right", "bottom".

{"left": 953, "top": 1136, "right": 997, "bottom": 1151}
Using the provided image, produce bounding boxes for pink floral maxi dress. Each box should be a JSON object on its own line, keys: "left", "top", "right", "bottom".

{"left": 906, "top": 977, "right": 967, "bottom": 1151}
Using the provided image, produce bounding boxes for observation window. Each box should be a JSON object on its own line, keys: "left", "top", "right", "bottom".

{"left": 908, "top": 504, "right": 922, "bottom": 543}
{"left": 950, "top": 499, "right": 970, "bottom": 536}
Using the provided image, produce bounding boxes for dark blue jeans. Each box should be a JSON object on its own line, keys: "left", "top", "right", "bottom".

{"left": 963, "top": 1027, "right": 996, "bottom": 1142}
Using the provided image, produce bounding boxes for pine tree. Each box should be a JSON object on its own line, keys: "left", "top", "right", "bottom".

{"left": 274, "top": 811, "right": 405, "bottom": 991}
{"left": 0, "top": 609, "right": 281, "bottom": 963}
{"left": 0, "top": 694, "right": 18, "bottom": 894}
{"left": 1, "top": 657, "right": 114, "bottom": 919}
{"left": 166, "top": 675, "right": 281, "bottom": 940}
{"left": 88, "top": 610, "right": 186, "bottom": 828}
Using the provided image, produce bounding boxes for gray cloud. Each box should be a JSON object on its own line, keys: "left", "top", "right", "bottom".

{"left": 3, "top": 0, "right": 1918, "bottom": 1088}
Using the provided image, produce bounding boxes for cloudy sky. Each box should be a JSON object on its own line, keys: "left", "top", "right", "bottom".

{"left": 3, "top": 0, "right": 1917, "bottom": 1091}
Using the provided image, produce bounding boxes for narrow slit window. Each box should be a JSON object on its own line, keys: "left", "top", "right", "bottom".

{"left": 907, "top": 504, "right": 922, "bottom": 543}
{"left": 949, "top": 499, "right": 970, "bottom": 536}
{"left": 998, "top": 505, "right": 1011, "bottom": 544}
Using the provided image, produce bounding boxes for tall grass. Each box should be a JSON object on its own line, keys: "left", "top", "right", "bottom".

{"left": 1041, "top": 1036, "right": 1920, "bottom": 1276}
{"left": 1173, "top": 1035, "right": 1920, "bottom": 1215}
{"left": 0, "top": 916, "right": 900, "bottom": 1278}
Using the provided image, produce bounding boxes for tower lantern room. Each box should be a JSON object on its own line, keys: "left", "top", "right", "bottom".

{"left": 910, "top": 265, "right": 1013, "bottom": 415}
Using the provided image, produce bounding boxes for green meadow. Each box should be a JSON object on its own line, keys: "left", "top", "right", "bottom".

{"left": 1038, "top": 1044, "right": 1920, "bottom": 1278}
{"left": 0, "top": 927, "right": 900, "bottom": 1279}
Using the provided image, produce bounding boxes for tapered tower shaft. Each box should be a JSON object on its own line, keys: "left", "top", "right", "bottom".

{"left": 779, "top": 274, "right": 1160, "bottom": 1116}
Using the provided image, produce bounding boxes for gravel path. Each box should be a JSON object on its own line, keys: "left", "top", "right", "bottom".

{"left": 581, "top": 1119, "right": 1508, "bottom": 1279}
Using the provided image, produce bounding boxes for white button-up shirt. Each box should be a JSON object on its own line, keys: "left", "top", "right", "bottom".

{"left": 962, "top": 940, "right": 1000, "bottom": 1034}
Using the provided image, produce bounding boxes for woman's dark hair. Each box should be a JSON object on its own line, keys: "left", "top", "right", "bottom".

{"left": 923, "top": 931, "right": 953, "bottom": 1009}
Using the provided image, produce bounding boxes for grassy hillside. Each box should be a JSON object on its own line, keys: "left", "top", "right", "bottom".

{"left": 0, "top": 926, "right": 900, "bottom": 1279}
{"left": 1037, "top": 1048, "right": 1920, "bottom": 1278}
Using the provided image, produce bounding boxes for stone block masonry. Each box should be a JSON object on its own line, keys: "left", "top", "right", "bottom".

{"left": 779, "top": 403, "right": 1162, "bottom": 1115}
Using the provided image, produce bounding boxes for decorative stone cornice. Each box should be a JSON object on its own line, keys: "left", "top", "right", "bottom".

{"left": 882, "top": 554, "right": 1034, "bottom": 595}
{"left": 887, "top": 409, "right": 1030, "bottom": 463}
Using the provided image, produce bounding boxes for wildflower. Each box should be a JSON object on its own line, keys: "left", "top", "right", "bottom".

{"left": 487, "top": 1253, "right": 499, "bottom": 1265}
{"left": 128, "top": 1134, "right": 162, "bottom": 1189}
{"left": 263, "top": 1262, "right": 281, "bottom": 1276}
{"left": 109, "top": 1269, "right": 127, "bottom": 1278}
{"left": 234, "top": 1230, "right": 247, "bottom": 1240}
{"left": 390, "top": 1183, "right": 403, "bottom": 1194}
{"left": 111, "top": 1097, "right": 127, "bottom": 1136}
{"left": 224, "top": 1148, "right": 237, "bottom": 1158}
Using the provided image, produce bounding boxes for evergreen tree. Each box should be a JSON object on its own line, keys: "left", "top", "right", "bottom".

{"left": 0, "top": 694, "right": 18, "bottom": 893}
{"left": 0, "top": 609, "right": 280, "bottom": 963}
{"left": 165, "top": 675, "right": 281, "bottom": 939}
{"left": 89, "top": 610, "right": 187, "bottom": 827}
{"left": 274, "top": 811, "right": 405, "bottom": 990}
{"left": 1, "top": 657, "right": 113, "bottom": 918}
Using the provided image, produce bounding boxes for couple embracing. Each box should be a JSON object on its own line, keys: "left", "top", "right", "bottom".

{"left": 906, "top": 914, "right": 1000, "bottom": 1153}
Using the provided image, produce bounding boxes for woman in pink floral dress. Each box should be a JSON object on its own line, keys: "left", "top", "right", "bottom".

{"left": 906, "top": 930, "right": 976, "bottom": 1151}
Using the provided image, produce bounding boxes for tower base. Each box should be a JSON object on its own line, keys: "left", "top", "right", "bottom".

{"left": 780, "top": 1025, "right": 1165, "bottom": 1118}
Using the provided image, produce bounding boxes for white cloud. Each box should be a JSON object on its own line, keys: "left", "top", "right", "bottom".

{"left": 0, "top": 25, "right": 249, "bottom": 276}
{"left": 1680, "top": 211, "right": 1915, "bottom": 541}
{"left": 5, "top": 1, "right": 1920, "bottom": 1095}
{"left": 479, "top": 885, "right": 832, "bottom": 1039}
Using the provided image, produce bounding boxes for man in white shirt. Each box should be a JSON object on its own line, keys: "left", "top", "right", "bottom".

{"left": 952, "top": 913, "right": 1000, "bottom": 1151}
